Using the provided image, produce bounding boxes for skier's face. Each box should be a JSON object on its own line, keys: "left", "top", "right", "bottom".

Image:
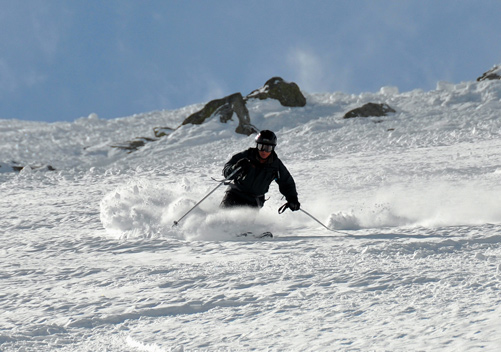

{"left": 257, "top": 143, "right": 273, "bottom": 160}
{"left": 258, "top": 150, "right": 271, "bottom": 160}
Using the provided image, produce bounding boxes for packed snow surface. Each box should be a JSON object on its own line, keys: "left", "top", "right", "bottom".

{"left": 1, "top": 79, "right": 501, "bottom": 351}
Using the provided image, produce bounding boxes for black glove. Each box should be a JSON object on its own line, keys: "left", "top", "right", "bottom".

{"left": 230, "top": 158, "right": 251, "bottom": 179}
{"left": 287, "top": 197, "right": 300, "bottom": 211}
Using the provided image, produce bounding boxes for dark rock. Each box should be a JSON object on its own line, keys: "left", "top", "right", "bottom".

{"left": 111, "top": 137, "right": 158, "bottom": 153}
{"left": 183, "top": 98, "right": 226, "bottom": 125}
{"left": 109, "top": 126, "right": 175, "bottom": 155}
{"left": 247, "top": 77, "right": 306, "bottom": 107}
{"left": 344, "top": 103, "right": 396, "bottom": 119}
{"left": 0, "top": 161, "right": 56, "bottom": 173}
{"left": 477, "top": 65, "right": 501, "bottom": 81}
{"left": 180, "top": 77, "right": 306, "bottom": 136}
{"left": 153, "top": 126, "right": 175, "bottom": 138}
{"left": 182, "top": 93, "right": 257, "bottom": 136}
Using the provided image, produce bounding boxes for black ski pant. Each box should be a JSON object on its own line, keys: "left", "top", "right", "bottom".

{"left": 220, "top": 190, "right": 264, "bottom": 209}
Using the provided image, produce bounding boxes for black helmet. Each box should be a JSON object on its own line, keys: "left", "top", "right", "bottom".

{"left": 255, "top": 130, "right": 277, "bottom": 146}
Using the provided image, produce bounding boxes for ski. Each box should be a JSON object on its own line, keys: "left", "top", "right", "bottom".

{"left": 236, "top": 231, "right": 273, "bottom": 238}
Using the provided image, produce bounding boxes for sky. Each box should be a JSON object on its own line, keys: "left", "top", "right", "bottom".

{"left": 1, "top": 0, "right": 501, "bottom": 122}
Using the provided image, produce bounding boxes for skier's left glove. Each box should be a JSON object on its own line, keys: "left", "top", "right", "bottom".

{"left": 228, "top": 158, "right": 251, "bottom": 180}
{"left": 233, "top": 158, "right": 251, "bottom": 179}
{"left": 287, "top": 197, "right": 300, "bottom": 211}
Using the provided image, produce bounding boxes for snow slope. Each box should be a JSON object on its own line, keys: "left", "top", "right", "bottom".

{"left": 1, "top": 77, "right": 501, "bottom": 351}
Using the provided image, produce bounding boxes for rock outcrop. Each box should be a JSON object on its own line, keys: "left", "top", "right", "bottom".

{"left": 477, "top": 65, "right": 501, "bottom": 81}
{"left": 110, "top": 137, "right": 158, "bottom": 153}
{"left": 344, "top": 103, "right": 396, "bottom": 119}
{"left": 181, "top": 77, "right": 306, "bottom": 136}
{"left": 182, "top": 92, "right": 257, "bottom": 136}
{"left": 246, "top": 77, "right": 307, "bottom": 107}
{"left": 0, "top": 161, "right": 55, "bottom": 173}
{"left": 153, "top": 126, "right": 175, "bottom": 138}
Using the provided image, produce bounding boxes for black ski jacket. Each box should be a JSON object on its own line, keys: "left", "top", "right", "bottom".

{"left": 223, "top": 148, "right": 298, "bottom": 205}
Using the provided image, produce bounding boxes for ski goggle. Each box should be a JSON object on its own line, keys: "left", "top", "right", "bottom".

{"left": 257, "top": 143, "right": 274, "bottom": 152}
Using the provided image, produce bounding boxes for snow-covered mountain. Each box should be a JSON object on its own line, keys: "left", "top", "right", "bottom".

{"left": 1, "top": 71, "right": 501, "bottom": 351}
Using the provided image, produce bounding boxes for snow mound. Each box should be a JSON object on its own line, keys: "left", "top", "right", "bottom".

{"left": 181, "top": 207, "right": 276, "bottom": 241}
{"left": 99, "top": 180, "right": 188, "bottom": 239}
{"left": 327, "top": 211, "right": 361, "bottom": 230}
{"left": 99, "top": 178, "right": 281, "bottom": 241}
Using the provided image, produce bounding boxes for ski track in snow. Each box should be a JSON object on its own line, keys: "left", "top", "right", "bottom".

{"left": 1, "top": 80, "right": 501, "bottom": 351}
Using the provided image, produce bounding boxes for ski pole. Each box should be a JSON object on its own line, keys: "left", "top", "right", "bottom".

{"left": 172, "top": 167, "right": 241, "bottom": 227}
{"left": 279, "top": 203, "right": 351, "bottom": 236}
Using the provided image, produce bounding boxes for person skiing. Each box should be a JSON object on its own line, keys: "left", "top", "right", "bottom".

{"left": 221, "top": 130, "right": 300, "bottom": 211}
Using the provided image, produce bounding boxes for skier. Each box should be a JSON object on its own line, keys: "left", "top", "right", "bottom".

{"left": 221, "top": 130, "right": 300, "bottom": 212}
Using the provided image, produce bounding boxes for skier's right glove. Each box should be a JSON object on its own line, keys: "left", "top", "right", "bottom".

{"left": 287, "top": 197, "right": 301, "bottom": 211}
{"left": 230, "top": 158, "right": 251, "bottom": 180}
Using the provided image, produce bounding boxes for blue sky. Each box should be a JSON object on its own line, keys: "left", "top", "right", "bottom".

{"left": 1, "top": 0, "right": 501, "bottom": 122}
